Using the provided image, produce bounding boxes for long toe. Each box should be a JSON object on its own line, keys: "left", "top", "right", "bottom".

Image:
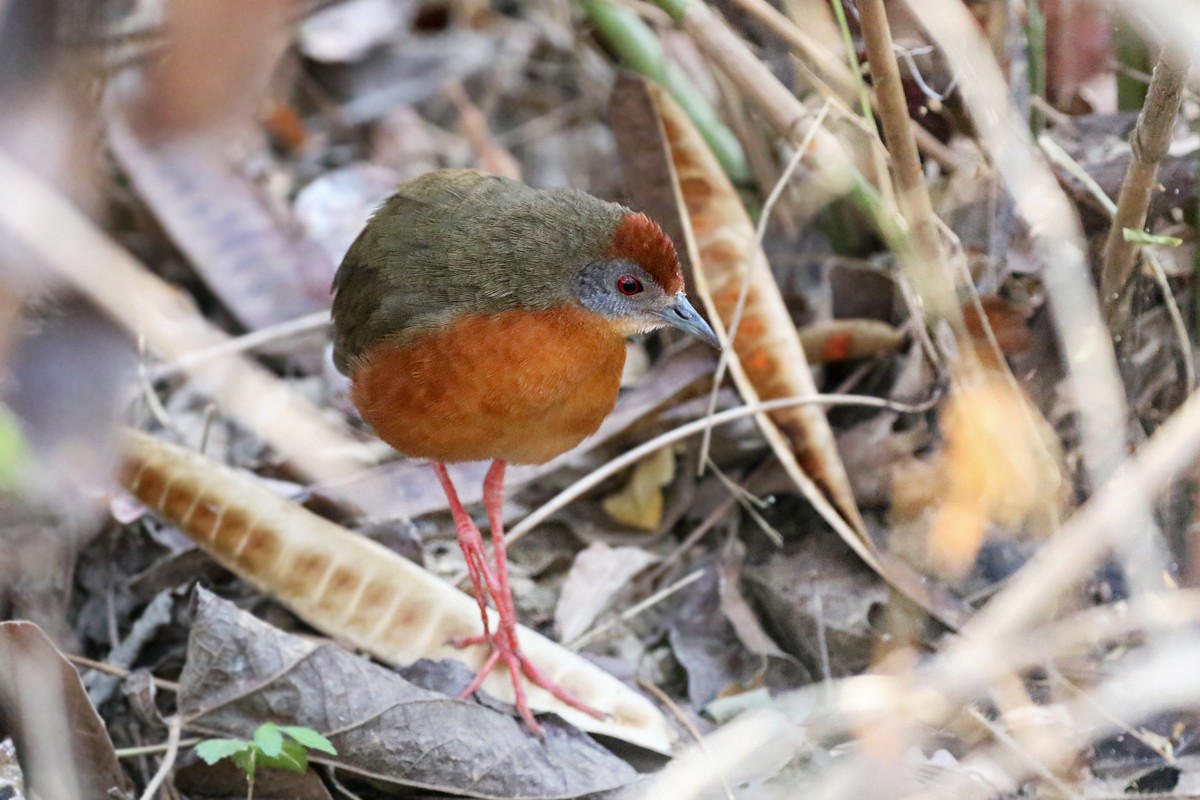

{"left": 517, "top": 651, "right": 607, "bottom": 721}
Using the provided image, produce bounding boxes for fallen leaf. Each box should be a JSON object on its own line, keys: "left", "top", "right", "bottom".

{"left": 293, "top": 161, "right": 400, "bottom": 264}
{"left": 108, "top": 121, "right": 334, "bottom": 332}
{"left": 0, "top": 738, "right": 23, "bottom": 799}
{"left": 601, "top": 447, "right": 676, "bottom": 531}
{"left": 0, "top": 622, "right": 131, "bottom": 800}
{"left": 926, "top": 374, "right": 1064, "bottom": 579}
{"left": 665, "top": 558, "right": 762, "bottom": 709}
{"left": 180, "top": 590, "right": 638, "bottom": 800}
{"left": 744, "top": 535, "right": 888, "bottom": 678}
{"left": 555, "top": 543, "right": 660, "bottom": 643}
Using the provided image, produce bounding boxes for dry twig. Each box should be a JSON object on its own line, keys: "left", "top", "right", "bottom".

{"left": 1099, "top": 47, "right": 1190, "bottom": 325}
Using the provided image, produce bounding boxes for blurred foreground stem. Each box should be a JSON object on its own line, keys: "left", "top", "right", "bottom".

{"left": 580, "top": 0, "right": 749, "bottom": 182}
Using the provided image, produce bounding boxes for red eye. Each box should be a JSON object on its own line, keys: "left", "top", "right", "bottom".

{"left": 617, "top": 275, "right": 644, "bottom": 295}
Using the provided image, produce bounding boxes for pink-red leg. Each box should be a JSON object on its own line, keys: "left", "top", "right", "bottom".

{"left": 436, "top": 460, "right": 606, "bottom": 735}
{"left": 473, "top": 460, "right": 606, "bottom": 734}
{"left": 432, "top": 463, "right": 498, "bottom": 645}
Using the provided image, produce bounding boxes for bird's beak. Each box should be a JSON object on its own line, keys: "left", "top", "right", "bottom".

{"left": 661, "top": 294, "right": 721, "bottom": 349}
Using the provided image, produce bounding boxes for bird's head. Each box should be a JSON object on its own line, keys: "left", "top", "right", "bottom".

{"left": 575, "top": 212, "right": 720, "bottom": 348}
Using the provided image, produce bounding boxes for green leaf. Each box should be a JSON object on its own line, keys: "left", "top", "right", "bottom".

{"left": 1123, "top": 228, "right": 1183, "bottom": 247}
{"left": 253, "top": 723, "right": 284, "bottom": 757}
{"left": 256, "top": 740, "right": 308, "bottom": 773}
{"left": 194, "top": 738, "right": 251, "bottom": 765}
{"left": 232, "top": 748, "right": 257, "bottom": 781}
{"left": 279, "top": 726, "right": 338, "bottom": 755}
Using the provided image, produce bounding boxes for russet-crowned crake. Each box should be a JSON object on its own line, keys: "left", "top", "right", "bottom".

{"left": 331, "top": 168, "right": 718, "bottom": 734}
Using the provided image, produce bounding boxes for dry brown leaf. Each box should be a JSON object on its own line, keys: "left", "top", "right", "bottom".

{"left": 0, "top": 622, "right": 131, "bottom": 799}
{"left": 644, "top": 81, "right": 863, "bottom": 532}
{"left": 601, "top": 447, "right": 676, "bottom": 531}
{"left": 118, "top": 430, "right": 674, "bottom": 752}
{"left": 108, "top": 122, "right": 334, "bottom": 333}
{"left": 180, "top": 589, "right": 638, "bottom": 800}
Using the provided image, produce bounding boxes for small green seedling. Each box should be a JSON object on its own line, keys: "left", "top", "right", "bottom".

{"left": 194, "top": 722, "right": 337, "bottom": 798}
{"left": 0, "top": 404, "right": 29, "bottom": 492}
{"left": 1122, "top": 228, "right": 1183, "bottom": 248}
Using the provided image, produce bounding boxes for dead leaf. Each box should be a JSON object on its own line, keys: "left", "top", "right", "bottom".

{"left": 555, "top": 543, "right": 660, "bottom": 643}
{"left": 108, "top": 121, "right": 334, "bottom": 333}
{"left": 175, "top": 757, "right": 334, "bottom": 800}
{"left": 0, "top": 738, "right": 23, "bottom": 799}
{"left": 180, "top": 589, "right": 638, "bottom": 800}
{"left": 890, "top": 372, "right": 1065, "bottom": 581}
{"left": 602, "top": 448, "right": 676, "bottom": 531}
{"left": 293, "top": 161, "right": 400, "bottom": 265}
{"left": 744, "top": 536, "right": 888, "bottom": 678}
{"left": 0, "top": 621, "right": 131, "bottom": 800}
{"left": 666, "top": 559, "right": 762, "bottom": 709}
{"left": 927, "top": 374, "right": 1065, "bottom": 579}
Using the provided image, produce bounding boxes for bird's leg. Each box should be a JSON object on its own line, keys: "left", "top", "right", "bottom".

{"left": 432, "top": 463, "right": 499, "bottom": 646}
{"left": 466, "top": 459, "right": 606, "bottom": 733}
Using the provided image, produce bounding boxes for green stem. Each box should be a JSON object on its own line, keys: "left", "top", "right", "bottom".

{"left": 1026, "top": 0, "right": 1046, "bottom": 134}
{"left": 830, "top": 0, "right": 877, "bottom": 134}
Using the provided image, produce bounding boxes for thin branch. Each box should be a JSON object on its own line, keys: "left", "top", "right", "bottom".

{"left": 138, "top": 716, "right": 182, "bottom": 800}
{"left": 857, "top": 0, "right": 961, "bottom": 329}
{"left": 1040, "top": 134, "right": 1195, "bottom": 389}
{"left": 1100, "top": 47, "right": 1190, "bottom": 326}
{"left": 64, "top": 653, "right": 180, "bottom": 693}
{"left": 0, "top": 148, "right": 363, "bottom": 488}
{"left": 728, "top": 0, "right": 961, "bottom": 171}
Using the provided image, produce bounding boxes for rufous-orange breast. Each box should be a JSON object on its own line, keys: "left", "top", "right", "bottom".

{"left": 350, "top": 305, "right": 626, "bottom": 465}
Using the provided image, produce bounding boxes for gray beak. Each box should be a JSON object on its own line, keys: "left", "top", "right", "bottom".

{"left": 661, "top": 294, "right": 721, "bottom": 349}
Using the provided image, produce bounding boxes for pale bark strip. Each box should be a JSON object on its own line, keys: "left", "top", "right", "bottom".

{"left": 1100, "top": 47, "right": 1190, "bottom": 325}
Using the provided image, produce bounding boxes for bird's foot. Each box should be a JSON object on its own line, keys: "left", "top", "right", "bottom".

{"left": 451, "top": 625, "right": 607, "bottom": 736}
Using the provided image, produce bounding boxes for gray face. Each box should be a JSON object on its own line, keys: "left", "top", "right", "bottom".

{"left": 575, "top": 259, "right": 721, "bottom": 348}
{"left": 575, "top": 259, "right": 675, "bottom": 332}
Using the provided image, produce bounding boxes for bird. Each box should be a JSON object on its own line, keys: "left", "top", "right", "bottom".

{"left": 330, "top": 168, "right": 719, "bottom": 735}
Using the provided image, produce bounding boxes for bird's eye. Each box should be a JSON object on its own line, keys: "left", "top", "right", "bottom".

{"left": 617, "top": 275, "right": 644, "bottom": 296}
